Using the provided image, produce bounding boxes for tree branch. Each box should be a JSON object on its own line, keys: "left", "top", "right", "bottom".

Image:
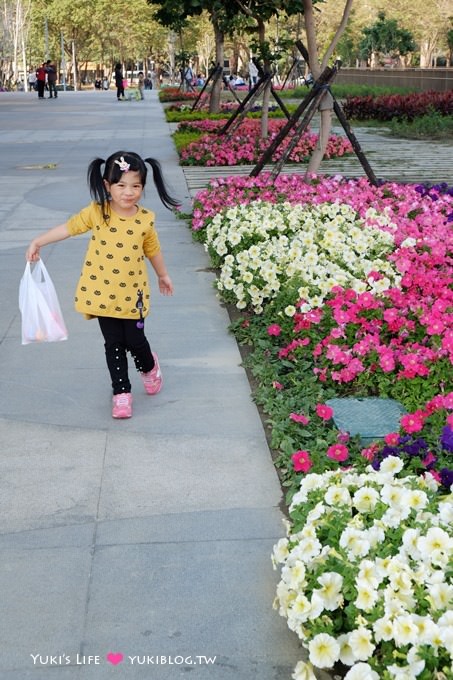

{"left": 321, "top": 0, "right": 354, "bottom": 70}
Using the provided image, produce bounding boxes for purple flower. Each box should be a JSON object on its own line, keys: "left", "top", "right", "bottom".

{"left": 439, "top": 467, "right": 453, "bottom": 488}
{"left": 440, "top": 425, "right": 453, "bottom": 452}
{"left": 402, "top": 438, "right": 428, "bottom": 456}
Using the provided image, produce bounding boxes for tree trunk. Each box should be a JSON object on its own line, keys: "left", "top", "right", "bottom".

{"left": 257, "top": 17, "right": 270, "bottom": 139}
{"left": 304, "top": 0, "right": 353, "bottom": 176}
{"left": 209, "top": 19, "right": 224, "bottom": 114}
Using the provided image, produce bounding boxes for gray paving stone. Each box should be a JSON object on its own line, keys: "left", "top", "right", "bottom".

{"left": 0, "top": 90, "right": 328, "bottom": 680}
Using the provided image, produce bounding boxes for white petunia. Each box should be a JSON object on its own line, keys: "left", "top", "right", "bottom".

{"left": 292, "top": 660, "right": 317, "bottom": 680}
{"left": 401, "top": 528, "right": 422, "bottom": 560}
{"left": 339, "top": 527, "right": 371, "bottom": 559}
{"left": 380, "top": 483, "right": 406, "bottom": 508}
{"left": 358, "top": 560, "right": 382, "bottom": 588}
{"left": 386, "top": 664, "right": 418, "bottom": 679}
{"left": 428, "top": 582, "right": 453, "bottom": 610}
{"left": 272, "top": 538, "right": 289, "bottom": 565}
{"left": 417, "top": 527, "right": 452, "bottom": 561}
{"left": 379, "top": 455, "right": 404, "bottom": 475}
{"left": 337, "top": 633, "right": 355, "bottom": 666}
{"left": 308, "top": 633, "right": 340, "bottom": 669}
{"left": 406, "top": 489, "right": 428, "bottom": 511}
{"left": 352, "top": 487, "right": 379, "bottom": 513}
{"left": 438, "top": 498, "right": 453, "bottom": 524}
{"left": 344, "top": 662, "right": 379, "bottom": 680}
{"left": 355, "top": 581, "right": 379, "bottom": 612}
{"left": 348, "top": 627, "right": 375, "bottom": 661}
{"left": 373, "top": 616, "right": 394, "bottom": 643}
{"left": 392, "top": 615, "right": 419, "bottom": 646}
{"left": 314, "top": 572, "right": 343, "bottom": 611}
{"left": 324, "top": 485, "right": 351, "bottom": 506}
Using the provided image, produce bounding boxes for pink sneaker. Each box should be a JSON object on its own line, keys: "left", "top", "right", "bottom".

{"left": 141, "top": 353, "right": 163, "bottom": 394}
{"left": 112, "top": 392, "right": 132, "bottom": 418}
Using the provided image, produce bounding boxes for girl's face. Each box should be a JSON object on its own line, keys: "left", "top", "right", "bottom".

{"left": 104, "top": 170, "right": 143, "bottom": 216}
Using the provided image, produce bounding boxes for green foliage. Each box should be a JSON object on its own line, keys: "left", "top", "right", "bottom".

{"left": 359, "top": 11, "right": 416, "bottom": 61}
{"left": 388, "top": 110, "right": 453, "bottom": 140}
{"left": 278, "top": 83, "right": 414, "bottom": 99}
{"left": 29, "top": 0, "right": 164, "bottom": 67}
{"left": 172, "top": 129, "right": 203, "bottom": 151}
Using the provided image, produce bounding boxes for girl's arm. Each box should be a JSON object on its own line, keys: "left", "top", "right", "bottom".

{"left": 26, "top": 223, "right": 71, "bottom": 262}
{"left": 149, "top": 252, "right": 173, "bottom": 296}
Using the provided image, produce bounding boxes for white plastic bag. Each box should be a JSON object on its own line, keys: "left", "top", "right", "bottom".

{"left": 19, "top": 260, "right": 68, "bottom": 345}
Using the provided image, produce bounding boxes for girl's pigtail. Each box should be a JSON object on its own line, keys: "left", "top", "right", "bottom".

{"left": 87, "top": 158, "right": 108, "bottom": 206}
{"left": 144, "top": 157, "right": 180, "bottom": 210}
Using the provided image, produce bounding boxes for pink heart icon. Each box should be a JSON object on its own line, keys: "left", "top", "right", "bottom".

{"left": 106, "top": 652, "right": 124, "bottom": 665}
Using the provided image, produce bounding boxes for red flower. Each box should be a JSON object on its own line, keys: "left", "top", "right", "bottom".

{"left": 327, "top": 444, "right": 349, "bottom": 462}
{"left": 400, "top": 412, "right": 425, "bottom": 433}
{"left": 316, "top": 403, "right": 334, "bottom": 420}
{"left": 384, "top": 432, "right": 400, "bottom": 446}
{"left": 267, "top": 323, "right": 282, "bottom": 336}
{"left": 289, "top": 412, "right": 310, "bottom": 425}
{"left": 291, "top": 450, "right": 313, "bottom": 473}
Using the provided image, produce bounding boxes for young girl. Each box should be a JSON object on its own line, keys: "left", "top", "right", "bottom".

{"left": 26, "top": 150, "right": 179, "bottom": 419}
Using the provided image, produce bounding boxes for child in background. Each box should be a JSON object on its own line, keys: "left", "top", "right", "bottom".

{"left": 26, "top": 150, "right": 179, "bottom": 419}
{"left": 137, "top": 71, "right": 145, "bottom": 100}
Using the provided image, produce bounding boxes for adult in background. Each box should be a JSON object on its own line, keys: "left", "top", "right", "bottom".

{"left": 46, "top": 60, "right": 58, "bottom": 98}
{"left": 114, "top": 63, "right": 125, "bottom": 100}
{"left": 248, "top": 59, "right": 258, "bottom": 89}
{"left": 36, "top": 63, "right": 47, "bottom": 99}
{"left": 182, "top": 64, "right": 195, "bottom": 92}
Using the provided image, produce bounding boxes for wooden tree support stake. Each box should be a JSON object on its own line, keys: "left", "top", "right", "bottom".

{"left": 250, "top": 65, "right": 335, "bottom": 177}
{"left": 218, "top": 74, "right": 272, "bottom": 136}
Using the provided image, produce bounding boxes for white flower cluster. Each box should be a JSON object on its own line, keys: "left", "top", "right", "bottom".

{"left": 205, "top": 201, "right": 399, "bottom": 313}
{"left": 273, "top": 459, "right": 453, "bottom": 679}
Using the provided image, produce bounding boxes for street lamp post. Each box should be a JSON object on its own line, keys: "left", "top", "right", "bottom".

{"left": 72, "top": 40, "right": 77, "bottom": 90}
{"left": 60, "top": 33, "right": 67, "bottom": 91}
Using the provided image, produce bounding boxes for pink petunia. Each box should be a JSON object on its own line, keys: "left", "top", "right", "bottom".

{"left": 400, "top": 412, "right": 425, "bottom": 433}
{"left": 327, "top": 444, "right": 349, "bottom": 462}
{"left": 316, "top": 403, "right": 334, "bottom": 420}
{"left": 289, "top": 412, "right": 310, "bottom": 425}
{"left": 422, "top": 451, "right": 437, "bottom": 467}
{"left": 384, "top": 432, "right": 400, "bottom": 446}
{"left": 291, "top": 450, "right": 313, "bottom": 473}
{"left": 272, "top": 381, "right": 283, "bottom": 390}
{"left": 267, "top": 323, "right": 282, "bottom": 336}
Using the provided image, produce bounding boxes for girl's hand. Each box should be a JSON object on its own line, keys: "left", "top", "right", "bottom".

{"left": 158, "top": 274, "right": 173, "bottom": 296}
{"left": 26, "top": 240, "right": 41, "bottom": 262}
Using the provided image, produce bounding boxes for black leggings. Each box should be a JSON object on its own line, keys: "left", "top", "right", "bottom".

{"left": 98, "top": 317, "right": 155, "bottom": 394}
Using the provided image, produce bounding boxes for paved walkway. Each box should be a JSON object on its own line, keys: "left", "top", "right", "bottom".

{"left": 0, "top": 91, "right": 306, "bottom": 679}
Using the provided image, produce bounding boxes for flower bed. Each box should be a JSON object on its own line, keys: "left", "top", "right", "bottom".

{"left": 178, "top": 119, "right": 352, "bottom": 166}
{"left": 158, "top": 87, "right": 198, "bottom": 102}
{"left": 343, "top": 90, "right": 453, "bottom": 122}
{"left": 273, "top": 464, "right": 453, "bottom": 679}
{"left": 188, "top": 175, "right": 453, "bottom": 678}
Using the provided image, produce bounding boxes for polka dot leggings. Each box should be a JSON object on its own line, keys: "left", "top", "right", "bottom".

{"left": 98, "top": 316, "right": 155, "bottom": 394}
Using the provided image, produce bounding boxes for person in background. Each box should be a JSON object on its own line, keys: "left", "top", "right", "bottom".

{"left": 182, "top": 64, "right": 195, "bottom": 92}
{"left": 137, "top": 71, "right": 145, "bottom": 100}
{"left": 248, "top": 59, "right": 258, "bottom": 89}
{"left": 46, "top": 60, "right": 58, "bottom": 98}
{"left": 36, "top": 63, "right": 47, "bottom": 99}
{"left": 114, "top": 63, "right": 125, "bottom": 100}
{"left": 28, "top": 69, "right": 37, "bottom": 92}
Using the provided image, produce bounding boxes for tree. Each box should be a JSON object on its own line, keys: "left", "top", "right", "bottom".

{"left": 148, "top": 0, "right": 241, "bottom": 112}
{"left": 359, "top": 11, "right": 415, "bottom": 68}
{"left": 1, "top": 0, "right": 32, "bottom": 89}
{"left": 302, "top": 0, "right": 354, "bottom": 173}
